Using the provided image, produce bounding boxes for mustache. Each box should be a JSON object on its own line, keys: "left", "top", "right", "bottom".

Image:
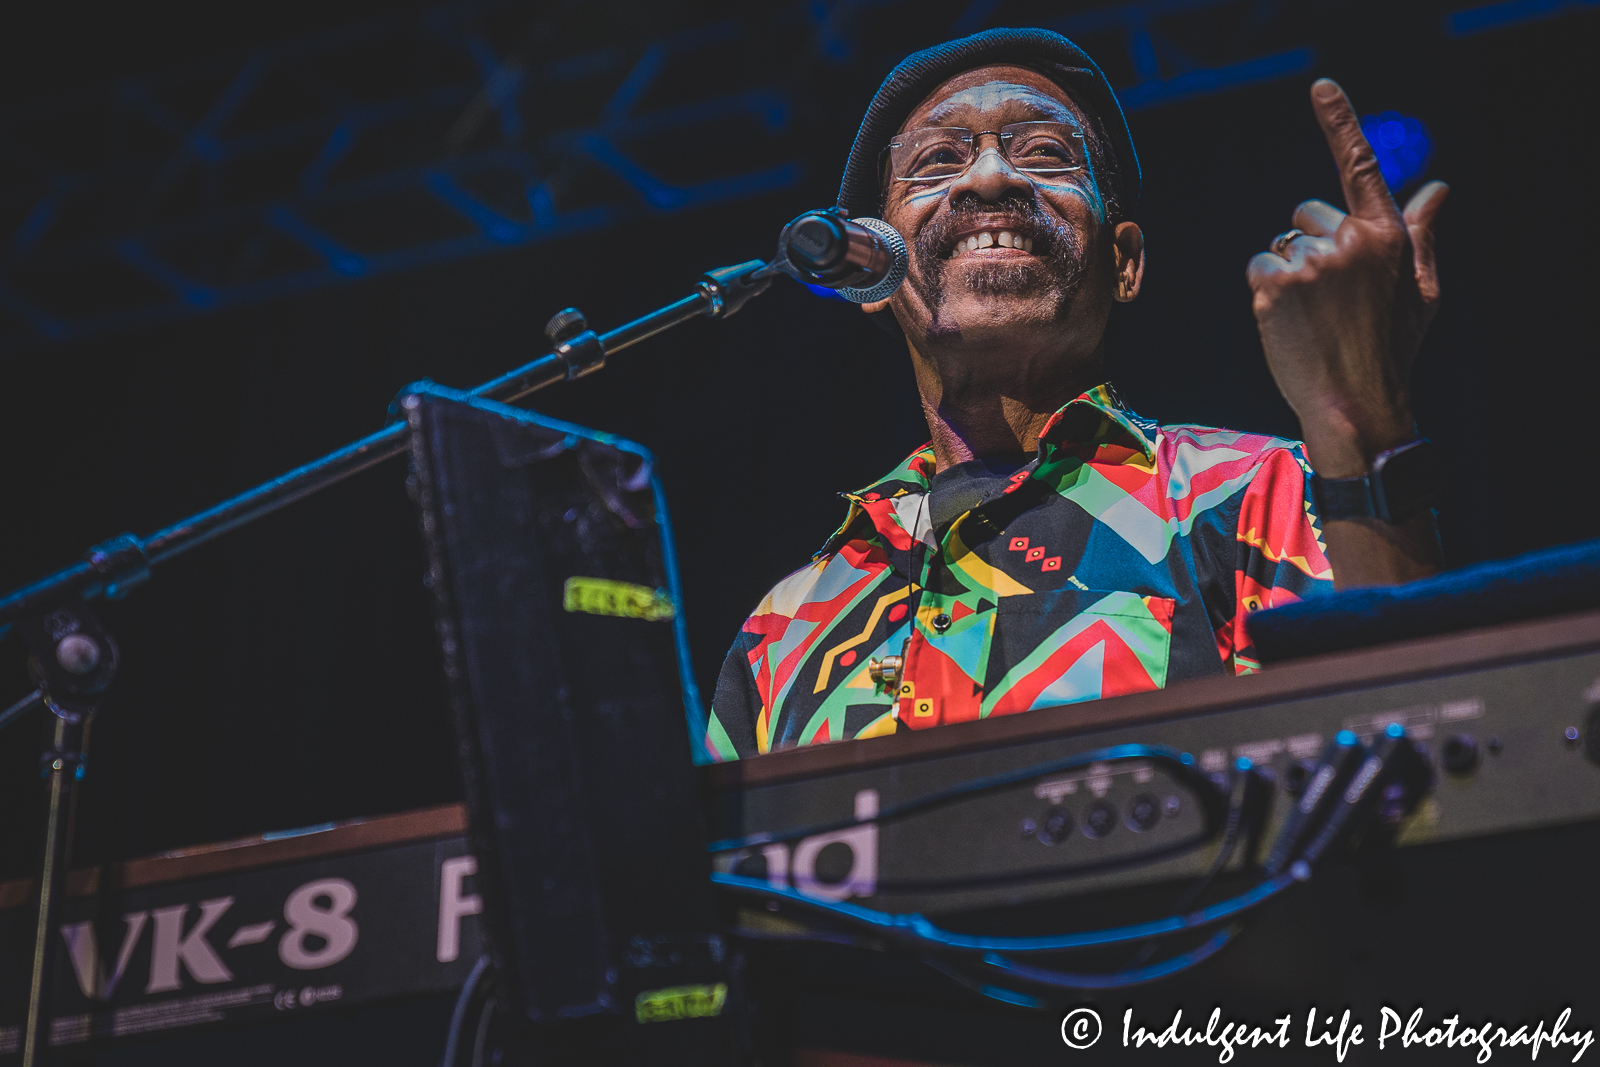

{"left": 914, "top": 194, "right": 1062, "bottom": 261}
{"left": 906, "top": 194, "right": 1090, "bottom": 317}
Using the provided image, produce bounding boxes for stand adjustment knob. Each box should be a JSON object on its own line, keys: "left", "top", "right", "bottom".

{"left": 55, "top": 635, "right": 101, "bottom": 675}
{"left": 544, "top": 308, "right": 588, "bottom": 346}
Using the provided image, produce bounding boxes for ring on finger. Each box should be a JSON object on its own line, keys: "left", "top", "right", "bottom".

{"left": 1271, "top": 228, "right": 1305, "bottom": 258}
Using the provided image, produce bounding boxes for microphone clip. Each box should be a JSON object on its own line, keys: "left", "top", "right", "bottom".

{"left": 697, "top": 260, "right": 775, "bottom": 320}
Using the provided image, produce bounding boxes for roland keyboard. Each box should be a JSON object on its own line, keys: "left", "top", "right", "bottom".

{"left": 700, "top": 608, "right": 1600, "bottom": 1059}
{"left": 701, "top": 608, "right": 1600, "bottom": 916}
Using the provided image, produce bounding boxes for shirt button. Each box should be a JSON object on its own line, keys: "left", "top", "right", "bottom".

{"left": 931, "top": 612, "right": 952, "bottom": 633}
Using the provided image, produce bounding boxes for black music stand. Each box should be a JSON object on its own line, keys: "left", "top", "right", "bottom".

{"left": 401, "top": 383, "right": 739, "bottom": 1065}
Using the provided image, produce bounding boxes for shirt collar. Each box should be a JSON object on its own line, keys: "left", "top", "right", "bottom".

{"left": 1035, "top": 382, "right": 1157, "bottom": 462}
{"left": 817, "top": 383, "right": 1155, "bottom": 558}
{"left": 853, "top": 382, "right": 1153, "bottom": 497}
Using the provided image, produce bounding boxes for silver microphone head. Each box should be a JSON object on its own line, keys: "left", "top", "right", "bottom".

{"left": 837, "top": 217, "right": 907, "bottom": 304}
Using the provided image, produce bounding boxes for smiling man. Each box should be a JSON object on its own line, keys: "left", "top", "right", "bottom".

{"left": 706, "top": 28, "right": 1447, "bottom": 762}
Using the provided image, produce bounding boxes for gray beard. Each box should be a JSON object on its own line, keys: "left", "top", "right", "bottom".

{"left": 961, "top": 257, "right": 1082, "bottom": 297}
{"left": 911, "top": 220, "right": 1090, "bottom": 333}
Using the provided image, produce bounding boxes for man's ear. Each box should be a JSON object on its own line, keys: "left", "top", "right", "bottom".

{"left": 860, "top": 298, "right": 891, "bottom": 314}
{"left": 1112, "top": 221, "right": 1145, "bottom": 303}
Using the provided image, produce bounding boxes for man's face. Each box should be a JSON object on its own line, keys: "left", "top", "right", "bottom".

{"left": 879, "top": 65, "right": 1115, "bottom": 347}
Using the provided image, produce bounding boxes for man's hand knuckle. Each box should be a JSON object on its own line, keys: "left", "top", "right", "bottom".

{"left": 1370, "top": 233, "right": 1405, "bottom": 259}
{"left": 1347, "top": 152, "right": 1384, "bottom": 182}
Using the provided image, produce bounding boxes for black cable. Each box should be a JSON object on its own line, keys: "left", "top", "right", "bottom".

{"left": 708, "top": 743, "right": 1222, "bottom": 854}
{"left": 714, "top": 734, "right": 1425, "bottom": 1001}
{"left": 440, "top": 955, "right": 494, "bottom": 1067}
{"left": 865, "top": 829, "right": 1213, "bottom": 893}
{"left": 979, "top": 925, "right": 1241, "bottom": 992}
{"left": 728, "top": 895, "right": 1255, "bottom": 1001}
{"left": 711, "top": 862, "right": 1307, "bottom": 954}
{"left": 1121, "top": 760, "right": 1258, "bottom": 969}
{"left": 918, "top": 954, "right": 1048, "bottom": 1009}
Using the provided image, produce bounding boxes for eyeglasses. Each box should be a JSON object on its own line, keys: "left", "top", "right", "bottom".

{"left": 886, "top": 122, "right": 1087, "bottom": 186}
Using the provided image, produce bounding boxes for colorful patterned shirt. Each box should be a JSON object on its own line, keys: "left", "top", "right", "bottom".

{"left": 705, "top": 384, "right": 1334, "bottom": 762}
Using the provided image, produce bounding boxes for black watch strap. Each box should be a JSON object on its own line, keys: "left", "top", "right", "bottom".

{"left": 1310, "top": 438, "right": 1439, "bottom": 525}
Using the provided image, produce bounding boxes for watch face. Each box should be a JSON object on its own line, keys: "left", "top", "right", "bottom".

{"left": 1372, "top": 439, "right": 1439, "bottom": 522}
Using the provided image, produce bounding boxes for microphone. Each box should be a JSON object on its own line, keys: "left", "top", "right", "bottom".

{"left": 773, "top": 209, "right": 907, "bottom": 304}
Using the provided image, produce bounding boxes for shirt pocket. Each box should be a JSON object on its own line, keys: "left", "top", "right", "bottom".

{"left": 984, "top": 589, "right": 1175, "bottom": 717}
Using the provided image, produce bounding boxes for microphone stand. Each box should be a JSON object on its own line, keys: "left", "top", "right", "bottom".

{"left": 0, "top": 256, "right": 775, "bottom": 1066}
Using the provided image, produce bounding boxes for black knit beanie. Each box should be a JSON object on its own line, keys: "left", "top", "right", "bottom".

{"left": 837, "top": 27, "right": 1140, "bottom": 225}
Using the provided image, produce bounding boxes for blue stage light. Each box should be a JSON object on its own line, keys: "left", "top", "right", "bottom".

{"left": 1359, "top": 111, "right": 1433, "bottom": 191}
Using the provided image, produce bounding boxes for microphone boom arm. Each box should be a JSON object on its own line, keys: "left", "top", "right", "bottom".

{"left": 0, "top": 259, "right": 773, "bottom": 632}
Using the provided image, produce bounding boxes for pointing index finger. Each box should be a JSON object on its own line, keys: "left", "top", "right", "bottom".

{"left": 1311, "top": 78, "right": 1398, "bottom": 223}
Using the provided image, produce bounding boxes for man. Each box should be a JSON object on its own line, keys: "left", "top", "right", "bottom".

{"left": 706, "top": 28, "right": 1445, "bottom": 762}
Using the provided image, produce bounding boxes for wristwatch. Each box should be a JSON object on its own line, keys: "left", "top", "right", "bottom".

{"left": 1310, "top": 438, "right": 1439, "bottom": 524}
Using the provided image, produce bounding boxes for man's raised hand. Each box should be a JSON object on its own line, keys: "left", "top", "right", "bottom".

{"left": 1246, "top": 78, "right": 1448, "bottom": 480}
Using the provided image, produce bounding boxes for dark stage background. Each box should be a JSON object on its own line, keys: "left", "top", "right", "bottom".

{"left": 1, "top": 0, "right": 1596, "bottom": 902}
